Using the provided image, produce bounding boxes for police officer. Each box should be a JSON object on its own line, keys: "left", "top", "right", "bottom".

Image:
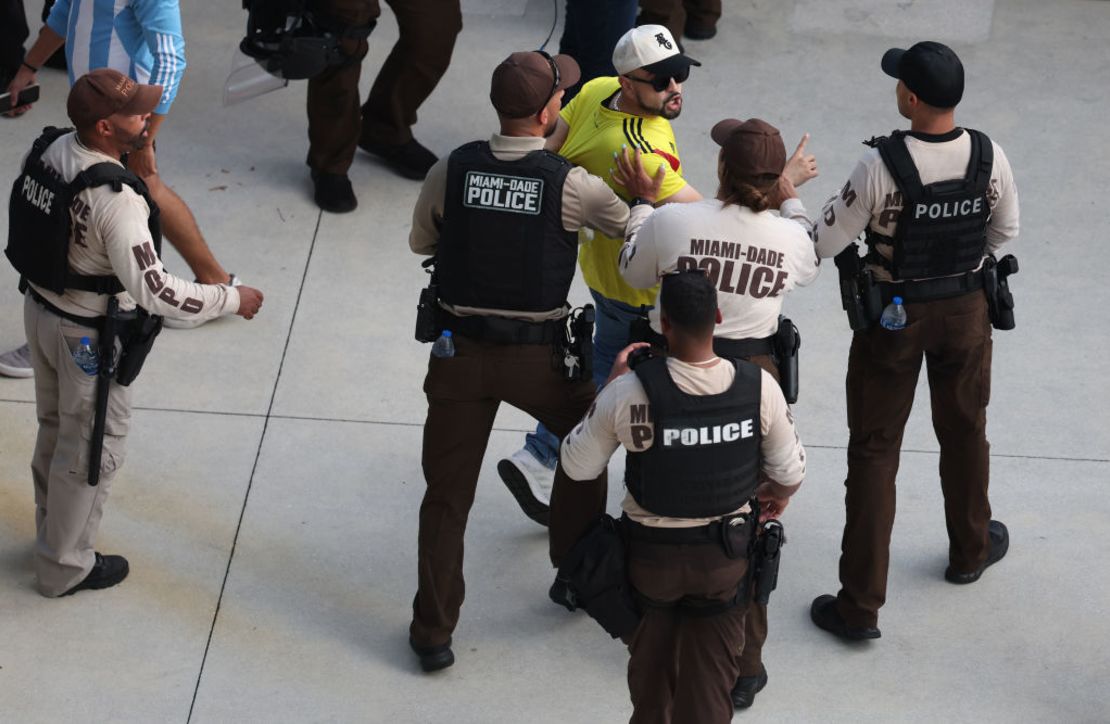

{"left": 560, "top": 271, "right": 806, "bottom": 724}
{"left": 406, "top": 51, "right": 663, "bottom": 672}
{"left": 616, "top": 117, "right": 818, "bottom": 709}
{"left": 807, "top": 42, "right": 1019, "bottom": 639}
{"left": 7, "top": 69, "right": 264, "bottom": 597}
{"left": 305, "top": 0, "right": 462, "bottom": 212}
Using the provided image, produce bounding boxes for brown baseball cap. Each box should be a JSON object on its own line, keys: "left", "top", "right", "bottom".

{"left": 710, "top": 118, "right": 786, "bottom": 183}
{"left": 490, "top": 51, "right": 580, "bottom": 118}
{"left": 67, "top": 68, "right": 162, "bottom": 129}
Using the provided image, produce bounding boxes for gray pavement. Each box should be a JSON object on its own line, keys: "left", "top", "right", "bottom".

{"left": 1, "top": 0, "right": 1108, "bottom": 721}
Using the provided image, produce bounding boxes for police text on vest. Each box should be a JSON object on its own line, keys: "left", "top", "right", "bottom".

{"left": 662, "top": 420, "right": 754, "bottom": 447}
{"left": 22, "top": 176, "right": 55, "bottom": 215}
{"left": 463, "top": 172, "right": 543, "bottom": 215}
{"left": 914, "top": 198, "right": 982, "bottom": 220}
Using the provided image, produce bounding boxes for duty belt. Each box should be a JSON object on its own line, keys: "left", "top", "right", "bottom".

{"left": 26, "top": 285, "right": 104, "bottom": 329}
{"left": 442, "top": 311, "right": 559, "bottom": 345}
{"left": 622, "top": 514, "right": 748, "bottom": 545}
{"left": 713, "top": 335, "right": 774, "bottom": 359}
{"left": 879, "top": 269, "right": 984, "bottom": 305}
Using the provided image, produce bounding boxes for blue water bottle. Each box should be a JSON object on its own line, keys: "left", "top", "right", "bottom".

{"left": 879, "top": 296, "right": 907, "bottom": 331}
{"left": 431, "top": 329, "right": 455, "bottom": 358}
{"left": 73, "top": 336, "right": 99, "bottom": 375}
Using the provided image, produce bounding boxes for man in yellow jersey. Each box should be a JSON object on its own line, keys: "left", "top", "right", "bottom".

{"left": 498, "top": 25, "right": 704, "bottom": 564}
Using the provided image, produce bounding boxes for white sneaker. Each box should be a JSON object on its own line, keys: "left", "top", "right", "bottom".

{"left": 163, "top": 273, "right": 243, "bottom": 330}
{"left": 497, "top": 448, "right": 555, "bottom": 527}
{"left": 0, "top": 343, "right": 34, "bottom": 378}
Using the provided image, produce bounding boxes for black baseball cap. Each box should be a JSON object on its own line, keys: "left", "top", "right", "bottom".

{"left": 881, "top": 41, "right": 964, "bottom": 108}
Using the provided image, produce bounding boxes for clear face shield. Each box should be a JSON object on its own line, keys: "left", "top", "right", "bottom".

{"left": 222, "top": 49, "right": 289, "bottom": 107}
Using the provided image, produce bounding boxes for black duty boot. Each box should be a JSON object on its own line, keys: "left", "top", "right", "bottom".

{"left": 810, "top": 594, "right": 881, "bottom": 640}
{"left": 731, "top": 665, "right": 768, "bottom": 709}
{"left": 312, "top": 171, "right": 358, "bottom": 213}
{"left": 60, "top": 553, "right": 129, "bottom": 596}
{"left": 945, "top": 520, "right": 1009, "bottom": 584}
{"left": 358, "top": 137, "right": 437, "bottom": 180}
{"left": 409, "top": 635, "right": 455, "bottom": 673}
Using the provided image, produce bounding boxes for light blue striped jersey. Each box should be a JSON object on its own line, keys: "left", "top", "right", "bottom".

{"left": 46, "top": 0, "right": 187, "bottom": 115}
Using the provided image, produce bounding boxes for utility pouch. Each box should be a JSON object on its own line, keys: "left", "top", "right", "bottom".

{"left": 115, "top": 306, "right": 163, "bottom": 386}
{"left": 415, "top": 258, "right": 440, "bottom": 343}
{"left": 720, "top": 513, "right": 755, "bottom": 560}
{"left": 772, "top": 316, "right": 800, "bottom": 404}
{"left": 549, "top": 513, "right": 641, "bottom": 639}
{"left": 751, "top": 519, "right": 786, "bottom": 606}
{"left": 983, "top": 254, "right": 1018, "bottom": 331}
{"left": 555, "top": 304, "right": 594, "bottom": 382}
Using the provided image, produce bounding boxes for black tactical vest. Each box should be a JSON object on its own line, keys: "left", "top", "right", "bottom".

{"left": 6, "top": 126, "right": 163, "bottom": 295}
{"left": 437, "top": 140, "right": 577, "bottom": 312}
{"left": 624, "top": 357, "right": 762, "bottom": 518}
{"left": 865, "top": 129, "right": 993, "bottom": 280}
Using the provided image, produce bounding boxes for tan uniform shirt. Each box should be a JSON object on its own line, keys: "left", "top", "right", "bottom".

{"left": 810, "top": 128, "right": 1019, "bottom": 278}
{"left": 409, "top": 133, "right": 633, "bottom": 321}
{"left": 561, "top": 357, "right": 806, "bottom": 528}
{"left": 619, "top": 199, "right": 820, "bottom": 338}
{"left": 27, "top": 133, "right": 240, "bottom": 321}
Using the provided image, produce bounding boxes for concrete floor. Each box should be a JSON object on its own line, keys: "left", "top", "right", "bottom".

{"left": 1, "top": 0, "right": 1108, "bottom": 721}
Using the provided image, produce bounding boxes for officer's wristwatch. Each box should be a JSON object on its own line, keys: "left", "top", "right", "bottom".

{"left": 628, "top": 197, "right": 653, "bottom": 208}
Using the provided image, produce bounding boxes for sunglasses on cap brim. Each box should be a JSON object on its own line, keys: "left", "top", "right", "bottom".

{"left": 623, "top": 65, "right": 690, "bottom": 92}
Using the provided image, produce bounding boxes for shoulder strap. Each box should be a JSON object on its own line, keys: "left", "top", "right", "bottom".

{"left": 70, "top": 162, "right": 151, "bottom": 197}
{"left": 25, "top": 126, "right": 75, "bottom": 169}
{"left": 963, "top": 128, "right": 994, "bottom": 195}
{"left": 533, "top": 148, "right": 572, "bottom": 174}
{"left": 874, "top": 131, "right": 924, "bottom": 201}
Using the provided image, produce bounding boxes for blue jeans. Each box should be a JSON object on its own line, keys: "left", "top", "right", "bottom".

{"left": 526, "top": 290, "right": 650, "bottom": 469}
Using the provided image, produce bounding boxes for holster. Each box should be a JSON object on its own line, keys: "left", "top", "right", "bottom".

{"left": 751, "top": 518, "right": 786, "bottom": 606}
{"left": 834, "top": 244, "right": 882, "bottom": 331}
{"left": 549, "top": 513, "right": 641, "bottom": 639}
{"left": 982, "top": 254, "right": 1018, "bottom": 331}
{"left": 415, "top": 258, "right": 440, "bottom": 343}
{"left": 772, "top": 316, "right": 800, "bottom": 404}
{"left": 115, "top": 306, "right": 162, "bottom": 386}
{"left": 554, "top": 304, "right": 595, "bottom": 382}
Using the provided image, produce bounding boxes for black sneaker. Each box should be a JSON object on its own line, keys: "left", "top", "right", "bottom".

{"left": 945, "top": 520, "right": 1009, "bottom": 584}
{"left": 60, "top": 553, "right": 129, "bottom": 596}
{"left": 358, "top": 137, "right": 437, "bottom": 180}
{"left": 409, "top": 635, "right": 455, "bottom": 673}
{"left": 312, "top": 172, "right": 358, "bottom": 213}
{"left": 810, "top": 594, "right": 881, "bottom": 640}
{"left": 730, "top": 665, "right": 768, "bottom": 709}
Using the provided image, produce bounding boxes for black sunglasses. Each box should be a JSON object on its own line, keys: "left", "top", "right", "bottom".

{"left": 623, "top": 65, "right": 690, "bottom": 92}
{"left": 535, "top": 50, "right": 560, "bottom": 109}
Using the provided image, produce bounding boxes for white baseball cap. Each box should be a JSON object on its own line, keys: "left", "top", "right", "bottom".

{"left": 612, "top": 25, "right": 701, "bottom": 77}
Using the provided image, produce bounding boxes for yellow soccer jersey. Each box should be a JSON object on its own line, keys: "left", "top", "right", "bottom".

{"left": 559, "top": 77, "right": 688, "bottom": 307}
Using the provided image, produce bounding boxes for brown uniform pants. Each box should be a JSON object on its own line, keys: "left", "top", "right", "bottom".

{"left": 836, "top": 291, "right": 993, "bottom": 628}
{"left": 412, "top": 334, "right": 605, "bottom": 647}
{"left": 24, "top": 295, "right": 132, "bottom": 597}
{"left": 637, "top": 0, "right": 722, "bottom": 39}
{"left": 306, "top": 0, "right": 463, "bottom": 175}
{"left": 626, "top": 538, "right": 750, "bottom": 724}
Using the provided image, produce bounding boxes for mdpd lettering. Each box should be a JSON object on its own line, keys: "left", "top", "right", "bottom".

{"left": 463, "top": 172, "right": 543, "bottom": 215}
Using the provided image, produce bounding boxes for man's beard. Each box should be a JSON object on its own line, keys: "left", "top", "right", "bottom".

{"left": 654, "top": 92, "right": 682, "bottom": 120}
{"left": 115, "top": 120, "right": 150, "bottom": 152}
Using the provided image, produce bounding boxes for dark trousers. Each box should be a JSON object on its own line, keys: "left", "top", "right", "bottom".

{"left": 559, "top": 0, "right": 636, "bottom": 101}
{"left": 626, "top": 538, "right": 749, "bottom": 724}
{"left": 1, "top": 0, "right": 29, "bottom": 78}
{"left": 836, "top": 291, "right": 993, "bottom": 628}
{"left": 637, "top": 0, "right": 722, "bottom": 39}
{"left": 306, "top": 0, "right": 462, "bottom": 174}
{"left": 412, "top": 334, "right": 605, "bottom": 646}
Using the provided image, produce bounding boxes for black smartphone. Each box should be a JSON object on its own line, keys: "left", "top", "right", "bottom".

{"left": 0, "top": 84, "right": 41, "bottom": 113}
